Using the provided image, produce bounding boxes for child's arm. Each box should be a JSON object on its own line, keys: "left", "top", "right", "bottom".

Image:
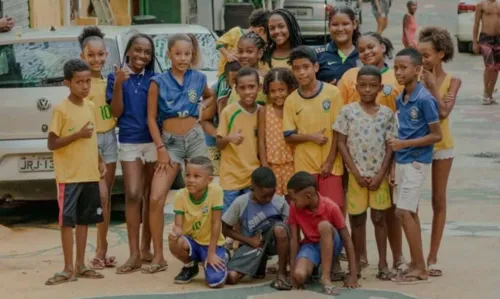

{"left": 215, "top": 132, "right": 242, "bottom": 150}
{"left": 338, "top": 226, "right": 360, "bottom": 288}
{"left": 389, "top": 122, "right": 442, "bottom": 151}
{"left": 217, "top": 27, "right": 240, "bottom": 62}
{"left": 222, "top": 222, "right": 263, "bottom": 248}
{"left": 200, "top": 85, "right": 217, "bottom": 137}
{"left": 257, "top": 106, "right": 269, "bottom": 167}
{"left": 320, "top": 130, "right": 338, "bottom": 176}
{"left": 422, "top": 71, "right": 461, "bottom": 119}
{"left": 168, "top": 214, "right": 184, "bottom": 241}
{"left": 337, "top": 133, "right": 367, "bottom": 187}
{"left": 369, "top": 140, "right": 393, "bottom": 191}
{"left": 472, "top": 2, "right": 482, "bottom": 54}
{"left": 47, "top": 120, "right": 93, "bottom": 151}
{"left": 108, "top": 66, "right": 130, "bottom": 118}
{"left": 206, "top": 210, "right": 226, "bottom": 271}
{"left": 440, "top": 77, "right": 462, "bottom": 117}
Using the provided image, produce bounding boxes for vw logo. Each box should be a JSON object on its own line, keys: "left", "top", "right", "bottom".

{"left": 37, "top": 98, "right": 51, "bottom": 111}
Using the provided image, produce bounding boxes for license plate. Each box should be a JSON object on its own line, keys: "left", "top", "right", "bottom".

{"left": 18, "top": 155, "right": 54, "bottom": 172}
{"left": 288, "top": 8, "right": 313, "bottom": 19}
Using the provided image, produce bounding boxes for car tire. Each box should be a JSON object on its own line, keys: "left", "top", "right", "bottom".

{"left": 457, "top": 39, "right": 471, "bottom": 53}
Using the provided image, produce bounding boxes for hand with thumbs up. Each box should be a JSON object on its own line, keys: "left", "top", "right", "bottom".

{"left": 78, "top": 121, "right": 94, "bottom": 139}
{"left": 114, "top": 65, "right": 130, "bottom": 85}
{"left": 229, "top": 129, "right": 244, "bottom": 145}
{"left": 310, "top": 128, "right": 328, "bottom": 145}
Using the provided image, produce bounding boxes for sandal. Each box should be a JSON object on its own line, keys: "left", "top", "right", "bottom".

{"left": 88, "top": 258, "right": 105, "bottom": 270}
{"left": 76, "top": 266, "right": 104, "bottom": 279}
{"left": 322, "top": 284, "right": 340, "bottom": 296}
{"left": 270, "top": 278, "right": 292, "bottom": 291}
{"left": 45, "top": 271, "right": 77, "bottom": 286}
{"left": 428, "top": 264, "right": 443, "bottom": 277}
{"left": 116, "top": 261, "right": 142, "bottom": 275}
{"left": 392, "top": 274, "right": 431, "bottom": 285}
{"left": 376, "top": 268, "right": 395, "bottom": 281}
{"left": 141, "top": 261, "right": 168, "bottom": 274}
{"left": 104, "top": 256, "right": 117, "bottom": 267}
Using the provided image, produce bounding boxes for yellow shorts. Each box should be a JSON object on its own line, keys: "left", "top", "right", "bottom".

{"left": 347, "top": 172, "right": 391, "bottom": 215}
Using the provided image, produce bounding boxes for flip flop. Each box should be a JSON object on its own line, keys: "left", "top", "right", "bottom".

{"left": 116, "top": 262, "right": 142, "bottom": 274}
{"left": 322, "top": 284, "right": 340, "bottom": 296}
{"left": 88, "top": 258, "right": 105, "bottom": 270}
{"left": 392, "top": 275, "right": 431, "bottom": 285}
{"left": 76, "top": 266, "right": 104, "bottom": 279}
{"left": 270, "top": 278, "right": 292, "bottom": 291}
{"left": 428, "top": 264, "right": 443, "bottom": 277}
{"left": 141, "top": 262, "right": 168, "bottom": 274}
{"left": 104, "top": 256, "right": 117, "bottom": 268}
{"left": 331, "top": 271, "right": 346, "bottom": 281}
{"left": 45, "top": 271, "right": 77, "bottom": 286}
{"left": 376, "top": 268, "right": 395, "bottom": 281}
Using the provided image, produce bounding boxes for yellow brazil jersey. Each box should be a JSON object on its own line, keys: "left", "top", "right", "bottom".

{"left": 216, "top": 26, "right": 245, "bottom": 77}
{"left": 283, "top": 82, "right": 344, "bottom": 176}
{"left": 87, "top": 77, "right": 116, "bottom": 133}
{"left": 434, "top": 74, "right": 454, "bottom": 152}
{"left": 338, "top": 67, "right": 403, "bottom": 112}
{"left": 227, "top": 75, "right": 267, "bottom": 105}
{"left": 259, "top": 56, "right": 291, "bottom": 73}
{"left": 49, "top": 99, "right": 100, "bottom": 183}
{"left": 173, "top": 184, "right": 225, "bottom": 246}
{"left": 217, "top": 102, "right": 260, "bottom": 190}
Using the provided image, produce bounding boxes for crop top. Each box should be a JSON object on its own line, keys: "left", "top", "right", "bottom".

{"left": 151, "top": 69, "right": 207, "bottom": 122}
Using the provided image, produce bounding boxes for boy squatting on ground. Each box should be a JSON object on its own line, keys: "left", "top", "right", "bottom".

{"left": 168, "top": 157, "right": 228, "bottom": 288}
{"left": 390, "top": 48, "right": 442, "bottom": 284}
{"left": 287, "top": 172, "right": 360, "bottom": 295}
{"left": 46, "top": 59, "right": 107, "bottom": 285}
{"left": 222, "top": 167, "right": 291, "bottom": 290}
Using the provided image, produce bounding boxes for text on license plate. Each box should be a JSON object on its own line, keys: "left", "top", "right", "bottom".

{"left": 288, "top": 8, "right": 313, "bottom": 18}
{"left": 18, "top": 155, "right": 54, "bottom": 172}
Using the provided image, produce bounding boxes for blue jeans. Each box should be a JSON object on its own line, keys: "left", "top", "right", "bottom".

{"left": 223, "top": 188, "right": 250, "bottom": 213}
{"left": 296, "top": 230, "right": 343, "bottom": 266}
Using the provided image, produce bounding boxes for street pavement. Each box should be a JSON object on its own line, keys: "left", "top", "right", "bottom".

{"left": 1, "top": 0, "right": 500, "bottom": 298}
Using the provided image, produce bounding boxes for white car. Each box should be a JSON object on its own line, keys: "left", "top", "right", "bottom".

{"left": 0, "top": 24, "right": 219, "bottom": 204}
{"left": 456, "top": 0, "right": 478, "bottom": 53}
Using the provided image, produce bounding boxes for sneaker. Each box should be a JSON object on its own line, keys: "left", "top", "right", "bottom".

{"left": 174, "top": 261, "right": 199, "bottom": 284}
{"left": 482, "top": 96, "right": 493, "bottom": 105}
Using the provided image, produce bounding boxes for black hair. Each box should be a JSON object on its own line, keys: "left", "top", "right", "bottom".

{"left": 63, "top": 59, "right": 90, "bottom": 80}
{"left": 235, "top": 67, "right": 260, "bottom": 86}
{"left": 249, "top": 9, "right": 270, "bottom": 28}
{"left": 187, "top": 156, "right": 214, "bottom": 175}
{"left": 407, "top": 0, "right": 417, "bottom": 8}
{"left": 288, "top": 45, "right": 318, "bottom": 65}
{"left": 263, "top": 9, "right": 303, "bottom": 68}
{"left": 263, "top": 67, "right": 298, "bottom": 95}
{"left": 329, "top": 5, "right": 361, "bottom": 46}
{"left": 224, "top": 61, "right": 242, "bottom": 74}
{"left": 357, "top": 65, "right": 382, "bottom": 82}
{"left": 123, "top": 33, "right": 156, "bottom": 72}
{"left": 78, "top": 26, "right": 105, "bottom": 50}
{"left": 360, "top": 32, "right": 394, "bottom": 59}
{"left": 287, "top": 171, "right": 317, "bottom": 192}
{"left": 239, "top": 31, "right": 266, "bottom": 50}
{"left": 396, "top": 48, "right": 423, "bottom": 65}
{"left": 418, "top": 26, "right": 455, "bottom": 63}
{"left": 251, "top": 167, "right": 277, "bottom": 189}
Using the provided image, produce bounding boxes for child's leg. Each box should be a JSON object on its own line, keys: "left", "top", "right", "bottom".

{"left": 318, "top": 221, "right": 335, "bottom": 286}
{"left": 168, "top": 235, "right": 191, "bottom": 264}
{"left": 140, "top": 162, "right": 155, "bottom": 262}
{"left": 273, "top": 225, "right": 290, "bottom": 279}
{"left": 62, "top": 227, "right": 74, "bottom": 273}
{"left": 292, "top": 257, "right": 315, "bottom": 288}
{"left": 75, "top": 224, "right": 89, "bottom": 268}
{"left": 395, "top": 209, "right": 427, "bottom": 278}
{"left": 93, "top": 179, "right": 110, "bottom": 267}
{"left": 371, "top": 210, "right": 388, "bottom": 270}
{"left": 386, "top": 195, "right": 404, "bottom": 269}
{"left": 350, "top": 213, "right": 366, "bottom": 275}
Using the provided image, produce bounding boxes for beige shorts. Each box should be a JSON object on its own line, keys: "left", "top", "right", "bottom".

{"left": 119, "top": 142, "right": 157, "bottom": 163}
{"left": 393, "top": 162, "right": 430, "bottom": 213}
{"left": 433, "top": 148, "right": 455, "bottom": 160}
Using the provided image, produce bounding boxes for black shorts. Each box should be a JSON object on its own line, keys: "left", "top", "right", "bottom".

{"left": 478, "top": 33, "right": 500, "bottom": 70}
{"left": 57, "top": 182, "right": 103, "bottom": 227}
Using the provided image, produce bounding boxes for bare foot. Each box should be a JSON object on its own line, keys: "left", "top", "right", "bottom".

{"left": 140, "top": 251, "right": 153, "bottom": 263}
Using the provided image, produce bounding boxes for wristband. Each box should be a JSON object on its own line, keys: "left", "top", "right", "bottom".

{"left": 157, "top": 144, "right": 165, "bottom": 150}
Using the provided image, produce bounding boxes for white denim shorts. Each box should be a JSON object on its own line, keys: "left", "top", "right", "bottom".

{"left": 119, "top": 142, "right": 157, "bottom": 163}
{"left": 97, "top": 129, "right": 118, "bottom": 164}
{"left": 393, "top": 162, "right": 430, "bottom": 213}
{"left": 433, "top": 148, "right": 455, "bottom": 160}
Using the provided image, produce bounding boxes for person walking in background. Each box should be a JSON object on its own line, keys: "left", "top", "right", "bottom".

{"left": 402, "top": 1, "right": 418, "bottom": 48}
{"left": 372, "top": 0, "right": 392, "bottom": 33}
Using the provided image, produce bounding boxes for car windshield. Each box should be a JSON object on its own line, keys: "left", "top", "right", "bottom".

{"left": 0, "top": 39, "right": 120, "bottom": 88}
{"left": 151, "top": 32, "right": 219, "bottom": 72}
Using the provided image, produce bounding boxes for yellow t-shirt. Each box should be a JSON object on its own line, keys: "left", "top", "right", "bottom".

{"left": 260, "top": 57, "right": 291, "bottom": 73}
{"left": 227, "top": 75, "right": 267, "bottom": 105}
{"left": 49, "top": 99, "right": 100, "bottom": 183}
{"left": 283, "top": 82, "right": 344, "bottom": 175}
{"left": 216, "top": 26, "right": 245, "bottom": 77}
{"left": 217, "top": 103, "right": 260, "bottom": 190}
{"left": 173, "top": 184, "right": 225, "bottom": 246}
{"left": 86, "top": 77, "right": 116, "bottom": 133}
{"left": 434, "top": 74, "right": 454, "bottom": 151}
{"left": 338, "top": 67, "right": 404, "bottom": 112}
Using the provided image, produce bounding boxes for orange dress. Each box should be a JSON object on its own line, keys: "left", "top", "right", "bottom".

{"left": 265, "top": 105, "right": 294, "bottom": 195}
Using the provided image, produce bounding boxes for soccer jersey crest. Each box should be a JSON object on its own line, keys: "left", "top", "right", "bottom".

{"left": 202, "top": 205, "right": 209, "bottom": 214}
{"left": 410, "top": 107, "right": 420, "bottom": 120}
{"left": 322, "top": 99, "right": 331, "bottom": 111}
{"left": 382, "top": 84, "right": 393, "bottom": 96}
{"left": 188, "top": 89, "right": 198, "bottom": 103}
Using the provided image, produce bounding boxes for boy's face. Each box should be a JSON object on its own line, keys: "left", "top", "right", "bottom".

{"left": 287, "top": 187, "right": 314, "bottom": 209}
{"left": 408, "top": 3, "right": 418, "bottom": 14}
{"left": 236, "top": 74, "right": 259, "bottom": 107}
{"left": 185, "top": 164, "right": 213, "bottom": 195}
{"left": 291, "top": 58, "right": 319, "bottom": 87}
{"left": 64, "top": 70, "right": 92, "bottom": 98}
{"left": 394, "top": 55, "right": 421, "bottom": 86}
{"left": 356, "top": 75, "right": 383, "bottom": 104}
{"left": 250, "top": 26, "right": 267, "bottom": 42}
{"left": 252, "top": 183, "right": 276, "bottom": 205}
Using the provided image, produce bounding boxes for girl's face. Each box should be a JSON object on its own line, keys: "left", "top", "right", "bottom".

{"left": 81, "top": 40, "right": 107, "bottom": 73}
{"left": 168, "top": 40, "right": 193, "bottom": 72}
{"left": 329, "top": 13, "right": 357, "bottom": 45}
{"left": 127, "top": 37, "right": 152, "bottom": 72}
{"left": 417, "top": 41, "right": 443, "bottom": 71}
{"left": 358, "top": 36, "right": 385, "bottom": 66}
{"left": 237, "top": 39, "right": 262, "bottom": 68}
{"left": 268, "top": 81, "right": 289, "bottom": 107}
{"left": 268, "top": 14, "right": 290, "bottom": 47}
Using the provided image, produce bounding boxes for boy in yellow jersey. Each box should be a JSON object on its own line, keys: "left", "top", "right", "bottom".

{"left": 216, "top": 68, "right": 262, "bottom": 212}
{"left": 45, "top": 59, "right": 106, "bottom": 285}
{"left": 283, "top": 46, "right": 344, "bottom": 209}
{"left": 169, "top": 156, "right": 228, "bottom": 287}
{"left": 216, "top": 9, "right": 270, "bottom": 77}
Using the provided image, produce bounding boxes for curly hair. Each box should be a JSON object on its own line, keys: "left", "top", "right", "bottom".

{"left": 262, "top": 67, "right": 298, "bottom": 95}
{"left": 418, "top": 26, "right": 454, "bottom": 63}
{"left": 78, "top": 26, "right": 105, "bottom": 50}
{"left": 239, "top": 31, "right": 266, "bottom": 50}
{"left": 329, "top": 5, "right": 361, "bottom": 46}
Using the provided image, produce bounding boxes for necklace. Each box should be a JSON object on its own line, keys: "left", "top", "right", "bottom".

{"left": 130, "top": 74, "right": 144, "bottom": 94}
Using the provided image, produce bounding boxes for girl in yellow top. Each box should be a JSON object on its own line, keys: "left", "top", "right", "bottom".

{"left": 78, "top": 26, "right": 117, "bottom": 270}
{"left": 261, "top": 9, "right": 303, "bottom": 72}
{"left": 418, "top": 26, "right": 462, "bottom": 277}
{"left": 258, "top": 68, "right": 298, "bottom": 196}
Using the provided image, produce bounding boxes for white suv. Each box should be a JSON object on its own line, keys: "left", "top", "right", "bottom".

{"left": 0, "top": 24, "right": 219, "bottom": 203}
{"left": 456, "top": 0, "right": 478, "bottom": 53}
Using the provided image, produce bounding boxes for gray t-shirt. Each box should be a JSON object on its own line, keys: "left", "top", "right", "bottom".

{"left": 222, "top": 192, "right": 289, "bottom": 237}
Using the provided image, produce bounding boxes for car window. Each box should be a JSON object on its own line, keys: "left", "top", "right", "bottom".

{"left": 151, "top": 33, "right": 219, "bottom": 72}
{"left": 0, "top": 38, "right": 120, "bottom": 88}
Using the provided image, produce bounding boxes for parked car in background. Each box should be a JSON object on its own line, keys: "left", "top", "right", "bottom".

{"left": 456, "top": 0, "right": 478, "bottom": 53}
{"left": 0, "top": 24, "right": 219, "bottom": 206}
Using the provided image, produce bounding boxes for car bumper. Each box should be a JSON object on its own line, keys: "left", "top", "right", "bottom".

{"left": 456, "top": 13, "right": 474, "bottom": 42}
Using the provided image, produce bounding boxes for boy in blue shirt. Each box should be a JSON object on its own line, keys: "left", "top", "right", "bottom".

{"left": 389, "top": 48, "right": 442, "bottom": 284}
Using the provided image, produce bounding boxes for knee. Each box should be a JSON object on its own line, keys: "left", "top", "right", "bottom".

{"left": 318, "top": 221, "right": 334, "bottom": 235}
{"left": 273, "top": 225, "right": 288, "bottom": 241}
{"left": 226, "top": 271, "right": 240, "bottom": 285}
{"left": 431, "top": 196, "right": 446, "bottom": 212}
{"left": 149, "top": 193, "right": 166, "bottom": 208}
{"left": 125, "top": 189, "right": 142, "bottom": 205}
{"left": 371, "top": 211, "right": 386, "bottom": 227}
{"left": 292, "top": 268, "right": 307, "bottom": 284}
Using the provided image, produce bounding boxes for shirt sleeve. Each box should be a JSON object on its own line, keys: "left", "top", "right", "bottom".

{"left": 330, "top": 86, "right": 344, "bottom": 123}
{"left": 283, "top": 96, "right": 297, "bottom": 137}
{"left": 287, "top": 203, "right": 297, "bottom": 225}
{"left": 173, "top": 191, "right": 185, "bottom": 215}
{"left": 332, "top": 106, "right": 349, "bottom": 135}
{"left": 216, "top": 108, "right": 229, "bottom": 137}
{"left": 337, "top": 72, "right": 352, "bottom": 105}
{"left": 385, "top": 111, "right": 398, "bottom": 140}
{"left": 277, "top": 196, "right": 290, "bottom": 221}
{"left": 216, "top": 27, "right": 240, "bottom": 49}
{"left": 212, "top": 186, "right": 224, "bottom": 211}
{"left": 49, "top": 107, "right": 64, "bottom": 137}
{"left": 106, "top": 72, "right": 116, "bottom": 104}
{"left": 221, "top": 195, "right": 242, "bottom": 226}
{"left": 422, "top": 96, "right": 439, "bottom": 125}
{"left": 328, "top": 204, "right": 346, "bottom": 230}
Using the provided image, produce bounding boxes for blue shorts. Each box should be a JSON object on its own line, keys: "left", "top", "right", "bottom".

{"left": 183, "top": 236, "right": 228, "bottom": 287}
{"left": 296, "top": 230, "right": 343, "bottom": 267}
{"left": 222, "top": 188, "right": 250, "bottom": 213}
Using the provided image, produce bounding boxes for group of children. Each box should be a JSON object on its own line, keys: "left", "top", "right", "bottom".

{"left": 45, "top": 4, "right": 462, "bottom": 295}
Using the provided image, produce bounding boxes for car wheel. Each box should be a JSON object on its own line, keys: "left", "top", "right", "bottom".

{"left": 457, "top": 39, "right": 471, "bottom": 53}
